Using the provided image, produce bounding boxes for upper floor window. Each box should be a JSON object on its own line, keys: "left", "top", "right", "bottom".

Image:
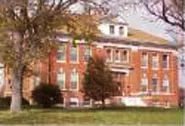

{"left": 70, "top": 68, "right": 79, "bottom": 90}
{"left": 141, "top": 73, "right": 148, "bottom": 92}
{"left": 57, "top": 68, "right": 65, "bottom": 89}
{"left": 152, "top": 53, "right": 158, "bottom": 69}
{"left": 114, "top": 49, "right": 120, "bottom": 62}
{"left": 120, "top": 50, "right": 129, "bottom": 62}
{"left": 141, "top": 52, "right": 148, "bottom": 68}
{"left": 109, "top": 25, "right": 115, "bottom": 34}
{"left": 57, "top": 44, "right": 66, "bottom": 62}
{"left": 163, "top": 54, "right": 169, "bottom": 68}
{"left": 106, "top": 48, "right": 113, "bottom": 62}
{"left": 119, "top": 26, "right": 124, "bottom": 35}
{"left": 70, "top": 46, "right": 78, "bottom": 62}
{"left": 152, "top": 73, "right": 158, "bottom": 92}
{"left": 84, "top": 45, "right": 91, "bottom": 62}
{"left": 163, "top": 74, "right": 170, "bottom": 92}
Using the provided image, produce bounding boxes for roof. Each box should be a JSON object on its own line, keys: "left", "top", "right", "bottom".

{"left": 127, "top": 28, "right": 168, "bottom": 44}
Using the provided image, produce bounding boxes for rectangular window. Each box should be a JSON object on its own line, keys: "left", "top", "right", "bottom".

{"left": 119, "top": 26, "right": 124, "bottom": 35}
{"left": 120, "top": 50, "right": 129, "bottom": 62}
{"left": 152, "top": 73, "right": 158, "bottom": 92}
{"left": 70, "top": 69, "right": 78, "bottom": 90}
{"left": 114, "top": 49, "right": 120, "bottom": 62}
{"left": 163, "top": 54, "right": 169, "bottom": 68}
{"left": 57, "top": 45, "right": 66, "bottom": 62}
{"left": 83, "top": 98, "right": 91, "bottom": 106}
{"left": 70, "top": 46, "right": 78, "bottom": 62}
{"left": 106, "top": 48, "right": 113, "bottom": 62}
{"left": 163, "top": 74, "right": 170, "bottom": 92}
{"left": 141, "top": 52, "right": 148, "bottom": 68}
{"left": 84, "top": 45, "right": 91, "bottom": 62}
{"left": 152, "top": 53, "right": 158, "bottom": 69}
{"left": 110, "top": 25, "right": 115, "bottom": 34}
{"left": 141, "top": 73, "right": 148, "bottom": 92}
{"left": 69, "top": 97, "right": 79, "bottom": 107}
{"left": 57, "top": 68, "right": 65, "bottom": 89}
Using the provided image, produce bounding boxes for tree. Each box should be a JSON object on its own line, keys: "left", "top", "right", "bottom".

{"left": 0, "top": 0, "right": 109, "bottom": 112}
{"left": 32, "top": 84, "right": 62, "bottom": 108}
{"left": 142, "top": 0, "right": 185, "bottom": 32}
{"left": 83, "top": 56, "right": 118, "bottom": 109}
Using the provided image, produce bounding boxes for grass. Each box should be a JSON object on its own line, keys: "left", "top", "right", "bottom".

{"left": 0, "top": 107, "right": 183, "bottom": 125}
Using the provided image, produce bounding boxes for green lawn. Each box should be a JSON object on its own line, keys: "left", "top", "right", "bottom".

{"left": 0, "top": 107, "right": 183, "bottom": 125}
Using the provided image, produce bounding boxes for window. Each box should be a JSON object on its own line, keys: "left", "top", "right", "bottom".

{"left": 70, "top": 68, "right": 78, "bottom": 90}
{"left": 69, "top": 97, "right": 79, "bottom": 107}
{"left": 110, "top": 25, "right": 115, "bottom": 34}
{"left": 70, "top": 46, "right": 78, "bottom": 62}
{"left": 114, "top": 49, "right": 120, "bottom": 62}
{"left": 120, "top": 50, "right": 128, "bottom": 62}
{"left": 152, "top": 73, "right": 158, "bottom": 92}
{"left": 163, "top": 54, "right": 169, "bottom": 68}
{"left": 57, "top": 68, "right": 65, "bottom": 89}
{"left": 119, "top": 26, "right": 124, "bottom": 35}
{"left": 84, "top": 45, "right": 91, "bottom": 62}
{"left": 83, "top": 98, "right": 91, "bottom": 106}
{"left": 141, "top": 52, "right": 148, "bottom": 68}
{"left": 152, "top": 53, "right": 158, "bottom": 69}
{"left": 141, "top": 73, "right": 148, "bottom": 92}
{"left": 106, "top": 48, "right": 113, "bottom": 62}
{"left": 57, "top": 44, "right": 66, "bottom": 62}
{"left": 163, "top": 74, "right": 169, "bottom": 92}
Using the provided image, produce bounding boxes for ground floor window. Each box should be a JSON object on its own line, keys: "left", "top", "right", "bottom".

{"left": 69, "top": 97, "right": 79, "bottom": 107}
{"left": 141, "top": 73, "right": 148, "bottom": 92}
{"left": 163, "top": 74, "right": 170, "bottom": 92}
{"left": 152, "top": 73, "right": 158, "bottom": 92}
{"left": 83, "top": 98, "right": 91, "bottom": 106}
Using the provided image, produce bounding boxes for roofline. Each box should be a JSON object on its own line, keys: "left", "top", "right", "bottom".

{"left": 55, "top": 33, "right": 177, "bottom": 50}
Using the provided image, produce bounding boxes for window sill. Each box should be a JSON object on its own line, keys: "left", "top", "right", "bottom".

{"left": 56, "top": 60, "right": 66, "bottom": 63}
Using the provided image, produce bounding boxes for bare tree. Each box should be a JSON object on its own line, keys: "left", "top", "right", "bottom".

{"left": 142, "top": 0, "right": 185, "bottom": 31}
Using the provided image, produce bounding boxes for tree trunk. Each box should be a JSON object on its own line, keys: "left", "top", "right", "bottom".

{"left": 101, "top": 98, "right": 105, "bottom": 109}
{"left": 10, "top": 66, "right": 23, "bottom": 112}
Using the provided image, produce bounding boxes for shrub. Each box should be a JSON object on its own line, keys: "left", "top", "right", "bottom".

{"left": 0, "top": 97, "right": 29, "bottom": 109}
{"left": 32, "top": 84, "right": 63, "bottom": 108}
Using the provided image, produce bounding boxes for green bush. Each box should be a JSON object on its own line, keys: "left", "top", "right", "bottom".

{"left": 0, "top": 97, "right": 30, "bottom": 109}
{"left": 32, "top": 84, "right": 63, "bottom": 108}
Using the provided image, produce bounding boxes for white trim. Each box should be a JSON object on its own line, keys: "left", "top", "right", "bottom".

{"left": 110, "top": 68, "right": 129, "bottom": 73}
{"left": 94, "top": 42, "right": 176, "bottom": 53}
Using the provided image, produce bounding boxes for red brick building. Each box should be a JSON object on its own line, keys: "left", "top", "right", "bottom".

{"left": 3, "top": 19, "right": 179, "bottom": 108}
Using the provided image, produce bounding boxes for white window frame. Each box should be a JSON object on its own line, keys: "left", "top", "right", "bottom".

{"left": 120, "top": 49, "right": 129, "bottom": 63}
{"left": 57, "top": 68, "right": 66, "bottom": 90}
{"left": 119, "top": 26, "right": 124, "bottom": 35}
{"left": 69, "top": 68, "right": 79, "bottom": 91}
{"left": 114, "top": 49, "right": 121, "bottom": 62}
{"left": 141, "top": 52, "right": 148, "bottom": 69}
{"left": 70, "top": 45, "right": 79, "bottom": 63}
{"left": 69, "top": 97, "right": 79, "bottom": 107}
{"left": 57, "top": 44, "right": 66, "bottom": 63}
{"left": 84, "top": 45, "right": 92, "bottom": 63}
{"left": 152, "top": 53, "right": 159, "bottom": 70}
{"left": 163, "top": 54, "right": 169, "bottom": 69}
{"left": 109, "top": 25, "right": 115, "bottom": 35}
{"left": 163, "top": 74, "right": 170, "bottom": 92}
{"left": 152, "top": 73, "right": 159, "bottom": 92}
{"left": 140, "top": 73, "right": 148, "bottom": 92}
{"left": 106, "top": 48, "right": 113, "bottom": 62}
